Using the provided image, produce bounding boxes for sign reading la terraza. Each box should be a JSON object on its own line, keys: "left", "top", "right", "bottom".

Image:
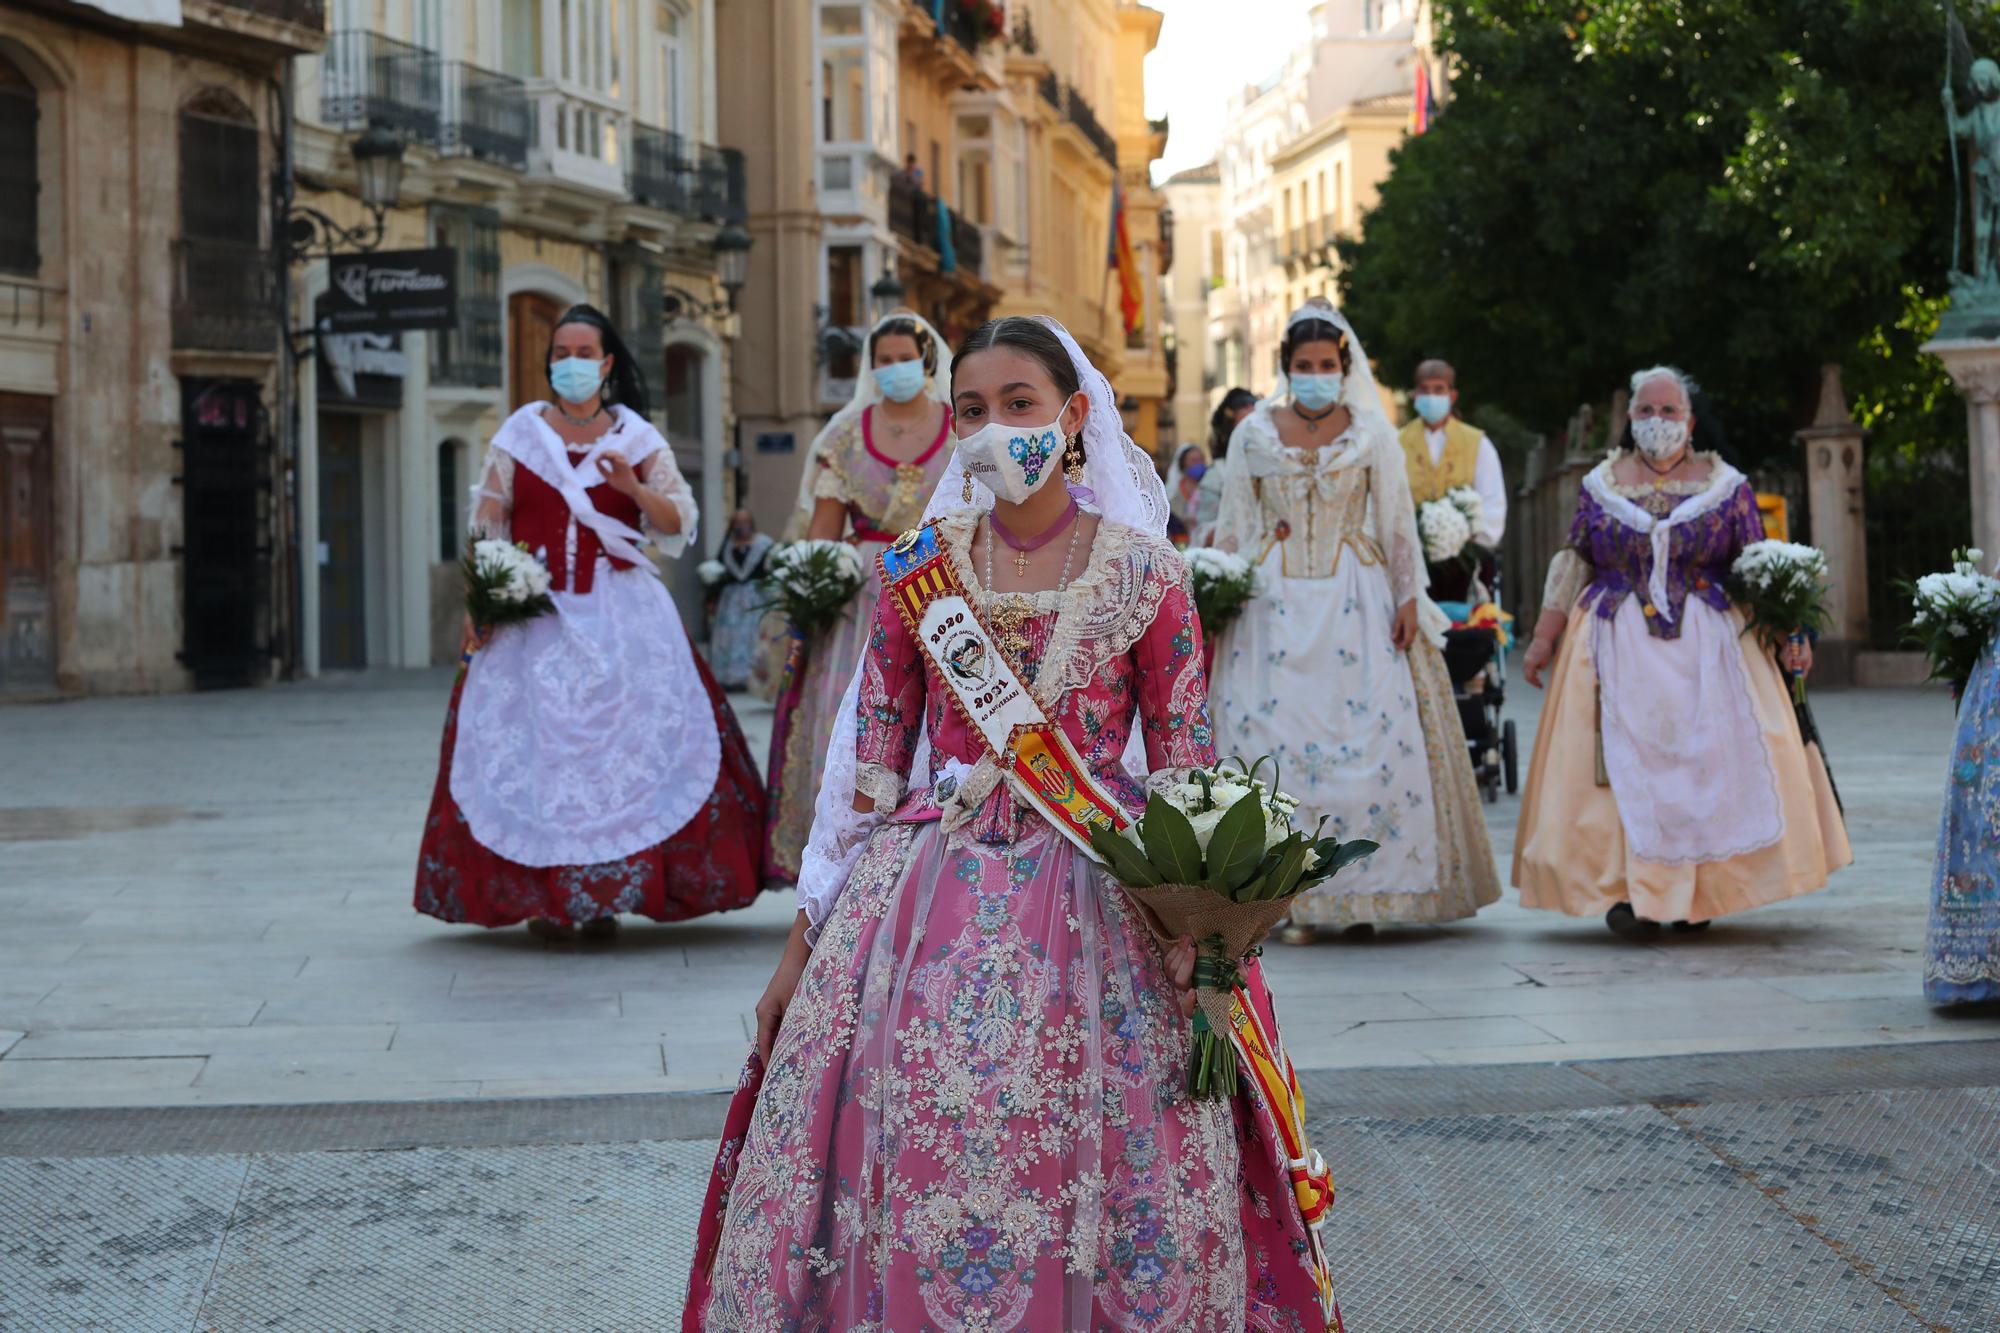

{"left": 321, "top": 248, "right": 458, "bottom": 335}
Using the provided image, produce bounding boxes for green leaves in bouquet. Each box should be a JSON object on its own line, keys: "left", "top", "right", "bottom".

{"left": 1203, "top": 795, "right": 1268, "bottom": 894}
{"left": 1140, "top": 793, "right": 1205, "bottom": 884}
{"left": 1089, "top": 822, "right": 1163, "bottom": 888}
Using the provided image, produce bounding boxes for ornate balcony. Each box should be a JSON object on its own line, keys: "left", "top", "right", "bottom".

{"left": 1064, "top": 85, "right": 1117, "bottom": 169}
{"left": 442, "top": 63, "right": 533, "bottom": 169}
{"left": 173, "top": 239, "right": 279, "bottom": 353}
{"left": 319, "top": 31, "right": 443, "bottom": 143}
{"left": 525, "top": 83, "right": 628, "bottom": 196}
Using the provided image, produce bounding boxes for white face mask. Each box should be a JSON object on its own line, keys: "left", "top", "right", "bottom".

{"left": 1631, "top": 415, "right": 1689, "bottom": 460}
{"left": 953, "top": 395, "right": 1077, "bottom": 505}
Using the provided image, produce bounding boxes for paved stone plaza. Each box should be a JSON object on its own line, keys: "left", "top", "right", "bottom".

{"left": 2, "top": 673, "right": 1998, "bottom": 1330}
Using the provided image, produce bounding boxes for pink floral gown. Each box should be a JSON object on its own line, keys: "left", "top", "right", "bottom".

{"left": 691, "top": 512, "right": 1335, "bottom": 1332}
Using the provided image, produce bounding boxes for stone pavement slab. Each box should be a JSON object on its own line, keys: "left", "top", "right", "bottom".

{"left": 2, "top": 1042, "right": 1993, "bottom": 1333}
{"left": 2, "top": 669, "right": 1997, "bottom": 1109}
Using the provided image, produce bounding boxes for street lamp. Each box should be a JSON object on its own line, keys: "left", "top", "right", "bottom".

{"left": 282, "top": 122, "right": 407, "bottom": 261}
{"left": 714, "top": 224, "right": 753, "bottom": 312}
{"left": 665, "top": 224, "right": 757, "bottom": 322}
{"left": 870, "top": 265, "right": 906, "bottom": 321}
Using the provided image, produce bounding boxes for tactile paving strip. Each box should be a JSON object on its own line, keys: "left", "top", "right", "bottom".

{"left": 0, "top": 1154, "right": 249, "bottom": 1332}
{"left": 192, "top": 1140, "right": 713, "bottom": 1333}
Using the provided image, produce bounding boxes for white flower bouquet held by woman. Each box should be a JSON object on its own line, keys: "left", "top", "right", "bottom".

{"left": 1184, "top": 547, "right": 1260, "bottom": 639}
{"left": 1417, "top": 495, "right": 1477, "bottom": 566}
{"left": 697, "top": 559, "right": 728, "bottom": 587}
{"left": 758, "top": 539, "right": 867, "bottom": 639}
{"left": 462, "top": 539, "right": 555, "bottom": 633}
{"left": 1726, "top": 539, "right": 1831, "bottom": 704}
{"left": 1903, "top": 547, "right": 2000, "bottom": 702}
{"left": 1090, "top": 756, "right": 1377, "bottom": 1099}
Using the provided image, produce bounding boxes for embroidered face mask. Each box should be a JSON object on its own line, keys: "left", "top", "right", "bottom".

{"left": 953, "top": 394, "right": 1077, "bottom": 505}
{"left": 1632, "top": 415, "right": 1689, "bottom": 460}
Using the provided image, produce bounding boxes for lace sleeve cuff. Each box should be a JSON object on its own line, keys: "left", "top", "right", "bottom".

{"left": 1543, "top": 549, "right": 1592, "bottom": 613}
{"left": 642, "top": 451, "right": 697, "bottom": 559}
{"left": 811, "top": 461, "right": 848, "bottom": 504}
{"left": 855, "top": 762, "right": 905, "bottom": 814}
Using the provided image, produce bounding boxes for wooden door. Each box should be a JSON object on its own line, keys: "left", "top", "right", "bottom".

{"left": 180, "top": 380, "right": 266, "bottom": 688}
{"left": 0, "top": 392, "right": 53, "bottom": 692}
{"left": 318, "top": 414, "right": 367, "bottom": 670}
{"left": 508, "top": 291, "right": 563, "bottom": 411}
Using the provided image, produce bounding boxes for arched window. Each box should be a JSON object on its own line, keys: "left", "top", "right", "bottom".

{"left": 180, "top": 90, "right": 259, "bottom": 245}
{"left": 0, "top": 52, "right": 38, "bottom": 274}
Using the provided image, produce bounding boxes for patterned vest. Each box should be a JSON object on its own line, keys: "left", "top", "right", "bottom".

{"left": 510, "top": 459, "right": 644, "bottom": 594}
{"left": 1398, "top": 416, "right": 1483, "bottom": 505}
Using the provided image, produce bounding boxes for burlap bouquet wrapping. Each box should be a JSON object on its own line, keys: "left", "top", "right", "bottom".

{"left": 1122, "top": 882, "right": 1295, "bottom": 1060}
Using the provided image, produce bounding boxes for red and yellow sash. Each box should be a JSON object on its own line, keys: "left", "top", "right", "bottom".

{"left": 882, "top": 522, "right": 1126, "bottom": 857}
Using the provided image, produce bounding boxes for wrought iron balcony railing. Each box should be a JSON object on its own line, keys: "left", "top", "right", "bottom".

{"left": 320, "top": 30, "right": 442, "bottom": 143}
{"left": 442, "top": 63, "right": 532, "bottom": 169}
{"left": 1065, "top": 85, "right": 1118, "bottom": 169}
{"left": 173, "top": 239, "right": 279, "bottom": 353}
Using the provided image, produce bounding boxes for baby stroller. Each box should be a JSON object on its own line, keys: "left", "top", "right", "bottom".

{"left": 1437, "top": 557, "right": 1518, "bottom": 804}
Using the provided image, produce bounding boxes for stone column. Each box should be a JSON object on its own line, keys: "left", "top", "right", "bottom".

{"left": 1794, "top": 364, "right": 1869, "bottom": 686}
{"left": 1922, "top": 336, "right": 2000, "bottom": 563}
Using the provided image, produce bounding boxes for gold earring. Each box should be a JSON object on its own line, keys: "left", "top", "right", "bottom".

{"left": 962, "top": 470, "right": 975, "bottom": 504}
{"left": 1064, "top": 435, "right": 1085, "bottom": 485}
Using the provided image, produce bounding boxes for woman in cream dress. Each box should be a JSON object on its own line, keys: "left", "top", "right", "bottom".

{"left": 1211, "top": 300, "right": 1499, "bottom": 937}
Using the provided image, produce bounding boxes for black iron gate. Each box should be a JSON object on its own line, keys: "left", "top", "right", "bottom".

{"left": 179, "top": 379, "right": 271, "bottom": 688}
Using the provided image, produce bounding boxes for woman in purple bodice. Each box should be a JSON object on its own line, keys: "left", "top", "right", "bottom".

{"left": 1514, "top": 366, "right": 1851, "bottom": 939}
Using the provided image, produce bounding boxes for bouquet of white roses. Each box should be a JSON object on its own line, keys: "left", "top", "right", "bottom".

{"left": 1184, "top": 547, "right": 1260, "bottom": 639}
{"left": 1417, "top": 494, "right": 1478, "bottom": 566}
{"left": 462, "top": 539, "right": 555, "bottom": 634}
{"left": 1090, "top": 756, "right": 1377, "bottom": 1099}
{"left": 697, "top": 559, "right": 728, "bottom": 588}
{"left": 1726, "top": 540, "right": 1831, "bottom": 704}
{"left": 760, "top": 539, "right": 867, "bottom": 638}
{"left": 1903, "top": 547, "right": 2000, "bottom": 701}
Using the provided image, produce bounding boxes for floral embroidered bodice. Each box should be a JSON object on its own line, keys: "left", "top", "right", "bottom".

{"left": 1214, "top": 412, "right": 1424, "bottom": 602}
{"left": 810, "top": 406, "right": 954, "bottom": 538}
{"left": 854, "top": 510, "right": 1213, "bottom": 846}
{"left": 1568, "top": 456, "right": 1765, "bottom": 640}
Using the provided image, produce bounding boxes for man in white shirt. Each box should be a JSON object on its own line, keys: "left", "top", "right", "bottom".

{"left": 1399, "top": 359, "right": 1506, "bottom": 602}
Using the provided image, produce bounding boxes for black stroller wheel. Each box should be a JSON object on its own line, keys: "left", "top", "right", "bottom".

{"left": 1503, "top": 719, "right": 1519, "bottom": 794}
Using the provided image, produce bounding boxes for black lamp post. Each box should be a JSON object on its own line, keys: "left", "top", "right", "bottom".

{"left": 870, "top": 265, "right": 906, "bottom": 321}
{"left": 666, "top": 224, "right": 757, "bottom": 321}
{"left": 284, "top": 123, "right": 406, "bottom": 261}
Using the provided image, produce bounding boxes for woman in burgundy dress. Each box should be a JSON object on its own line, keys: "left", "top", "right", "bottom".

{"left": 414, "top": 304, "right": 765, "bottom": 940}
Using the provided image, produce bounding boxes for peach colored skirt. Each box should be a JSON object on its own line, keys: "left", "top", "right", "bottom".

{"left": 1513, "top": 604, "right": 1851, "bottom": 922}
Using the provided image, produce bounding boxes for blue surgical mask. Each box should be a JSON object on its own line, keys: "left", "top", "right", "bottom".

{"left": 549, "top": 356, "right": 606, "bottom": 405}
{"left": 1184, "top": 460, "right": 1207, "bottom": 482}
{"left": 1414, "top": 393, "right": 1452, "bottom": 426}
{"left": 1291, "top": 373, "right": 1343, "bottom": 412}
{"left": 874, "top": 358, "right": 927, "bottom": 404}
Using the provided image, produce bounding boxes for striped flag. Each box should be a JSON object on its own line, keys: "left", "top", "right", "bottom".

{"left": 1109, "top": 180, "right": 1144, "bottom": 335}
{"left": 1412, "top": 61, "right": 1437, "bottom": 136}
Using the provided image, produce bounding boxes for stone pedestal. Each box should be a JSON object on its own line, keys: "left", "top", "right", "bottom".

{"left": 1922, "top": 336, "right": 2000, "bottom": 564}
{"left": 1794, "top": 364, "right": 1869, "bottom": 686}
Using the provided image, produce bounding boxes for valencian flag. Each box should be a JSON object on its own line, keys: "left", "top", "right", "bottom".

{"left": 1412, "top": 60, "right": 1438, "bottom": 135}
{"left": 1109, "top": 179, "right": 1144, "bottom": 335}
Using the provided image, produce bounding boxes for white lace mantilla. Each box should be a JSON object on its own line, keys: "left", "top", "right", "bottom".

{"left": 469, "top": 403, "right": 698, "bottom": 560}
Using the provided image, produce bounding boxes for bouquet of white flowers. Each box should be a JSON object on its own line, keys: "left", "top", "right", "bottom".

{"left": 1090, "top": 757, "right": 1377, "bottom": 1098}
{"left": 1184, "top": 547, "right": 1260, "bottom": 639}
{"left": 760, "top": 539, "right": 867, "bottom": 638}
{"left": 1417, "top": 496, "right": 1476, "bottom": 566}
{"left": 1903, "top": 547, "right": 2000, "bottom": 701}
{"left": 462, "top": 539, "right": 555, "bottom": 634}
{"left": 697, "top": 559, "right": 728, "bottom": 588}
{"left": 1727, "top": 540, "right": 1830, "bottom": 705}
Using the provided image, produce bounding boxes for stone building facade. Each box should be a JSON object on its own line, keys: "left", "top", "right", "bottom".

{"left": 1, "top": 0, "right": 325, "bottom": 696}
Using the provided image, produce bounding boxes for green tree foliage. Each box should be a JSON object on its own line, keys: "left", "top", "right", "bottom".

{"left": 1338, "top": 0, "right": 1994, "bottom": 469}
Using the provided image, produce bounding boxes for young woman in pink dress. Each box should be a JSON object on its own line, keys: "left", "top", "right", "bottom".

{"left": 413, "top": 305, "right": 765, "bottom": 939}
{"left": 685, "top": 317, "right": 1342, "bottom": 1331}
